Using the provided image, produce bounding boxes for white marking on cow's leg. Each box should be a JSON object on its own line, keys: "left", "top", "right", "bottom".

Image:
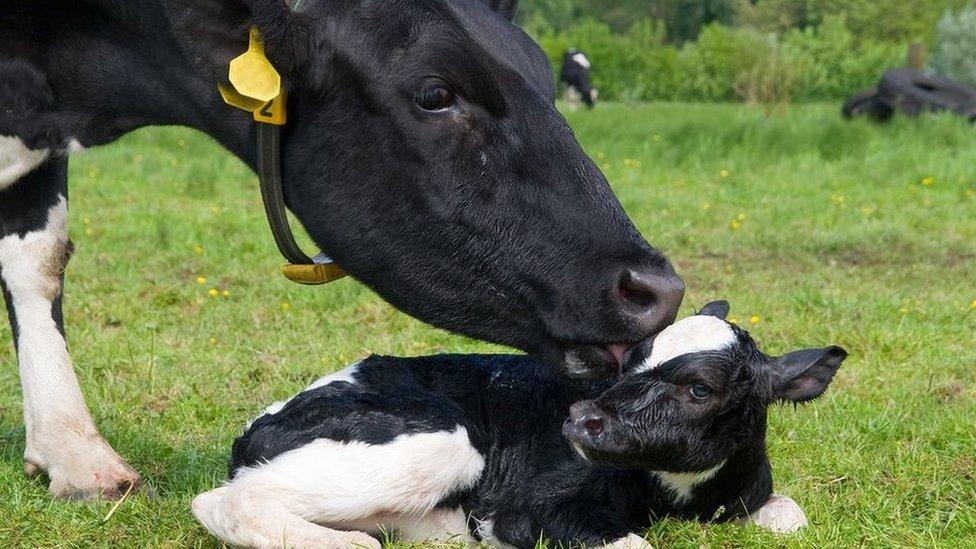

{"left": 634, "top": 315, "right": 737, "bottom": 373}
{"left": 0, "top": 196, "right": 140, "bottom": 498}
{"left": 66, "top": 138, "right": 87, "bottom": 154}
{"left": 654, "top": 460, "right": 726, "bottom": 505}
{"left": 603, "top": 533, "right": 652, "bottom": 549}
{"left": 194, "top": 428, "right": 484, "bottom": 548}
{"left": 742, "top": 493, "right": 808, "bottom": 533}
{"left": 0, "top": 136, "right": 49, "bottom": 190}
{"left": 389, "top": 507, "right": 470, "bottom": 544}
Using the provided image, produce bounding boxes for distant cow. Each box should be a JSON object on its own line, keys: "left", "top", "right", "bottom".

{"left": 192, "top": 301, "right": 846, "bottom": 548}
{"left": 561, "top": 48, "right": 597, "bottom": 108}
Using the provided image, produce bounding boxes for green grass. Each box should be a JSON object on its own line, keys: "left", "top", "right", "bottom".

{"left": 1, "top": 102, "right": 974, "bottom": 547}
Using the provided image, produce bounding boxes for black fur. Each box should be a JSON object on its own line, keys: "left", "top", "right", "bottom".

{"left": 1, "top": 0, "right": 683, "bottom": 377}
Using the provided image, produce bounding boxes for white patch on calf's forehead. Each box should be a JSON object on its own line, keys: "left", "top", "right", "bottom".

{"left": 634, "top": 315, "right": 736, "bottom": 373}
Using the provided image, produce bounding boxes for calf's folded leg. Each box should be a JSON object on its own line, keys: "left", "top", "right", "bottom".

{"left": 193, "top": 427, "right": 483, "bottom": 548}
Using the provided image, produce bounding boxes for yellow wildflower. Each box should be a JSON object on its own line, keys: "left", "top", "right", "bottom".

{"left": 719, "top": 169, "right": 730, "bottom": 178}
{"left": 921, "top": 176, "right": 934, "bottom": 186}
{"left": 222, "top": 290, "right": 230, "bottom": 298}
{"left": 208, "top": 288, "right": 219, "bottom": 297}
{"left": 970, "top": 299, "right": 976, "bottom": 310}
{"left": 749, "top": 315, "right": 761, "bottom": 325}
{"left": 281, "top": 301, "right": 292, "bottom": 311}
{"left": 196, "top": 276, "right": 207, "bottom": 285}
{"left": 194, "top": 245, "right": 204, "bottom": 255}
{"left": 729, "top": 220, "right": 742, "bottom": 230}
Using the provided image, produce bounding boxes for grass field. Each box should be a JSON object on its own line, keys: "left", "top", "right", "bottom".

{"left": 0, "top": 102, "right": 974, "bottom": 547}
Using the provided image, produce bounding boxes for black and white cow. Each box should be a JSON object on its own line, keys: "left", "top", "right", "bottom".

{"left": 0, "top": 1, "right": 684, "bottom": 498}
{"left": 560, "top": 48, "right": 597, "bottom": 108}
{"left": 192, "top": 301, "right": 847, "bottom": 548}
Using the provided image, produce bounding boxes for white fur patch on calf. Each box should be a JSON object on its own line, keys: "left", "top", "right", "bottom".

{"left": 0, "top": 136, "right": 49, "bottom": 190}
{"left": 655, "top": 460, "right": 726, "bottom": 505}
{"left": 232, "top": 427, "right": 484, "bottom": 521}
{"left": 744, "top": 493, "right": 808, "bottom": 533}
{"left": 634, "top": 315, "right": 737, "bottom": 373}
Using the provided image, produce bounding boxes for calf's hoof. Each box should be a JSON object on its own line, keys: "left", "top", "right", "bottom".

{"left": 603, "top": 533, "right": 653, "bottom": 549}
{"left": 745, "top": 493, "right": 808, "bottom": 533}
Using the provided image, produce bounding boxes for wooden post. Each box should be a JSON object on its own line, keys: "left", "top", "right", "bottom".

{"left": 908, "top": 43, "right": 926, "bottom": 70}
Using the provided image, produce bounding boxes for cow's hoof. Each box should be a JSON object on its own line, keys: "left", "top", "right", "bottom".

{"left": 745, "top": 493, "right": 808, "bottom": 533}
{"left": 25, "top": 435, "right": 143, "bottom": 500}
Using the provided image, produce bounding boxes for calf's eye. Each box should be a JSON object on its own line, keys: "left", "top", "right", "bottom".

{"left": 689, "top": 383, "right": 713, "bottom": 399}
{"left": 415, "top": 85, "right": 456, "bottom": 112}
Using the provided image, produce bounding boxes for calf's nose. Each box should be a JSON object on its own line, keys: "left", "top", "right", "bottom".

{"left": 568, "top": 401, "right": 608, "bottom": 438}
{"left": 613, "top": 265, "right": 684, "bottom": 336}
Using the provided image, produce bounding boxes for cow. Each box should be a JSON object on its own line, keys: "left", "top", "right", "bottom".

{"left": 560, "top": 48, "right": 597, "bottom": 109}
{"left": 191, "top": 301, "right": 845, "bottom": 548}
{"left": 0, "top": 1, "right": 684, "bottom": 499}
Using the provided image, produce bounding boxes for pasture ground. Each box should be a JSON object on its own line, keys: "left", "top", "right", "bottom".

{"left": 0, "top": 103, "right": 973, "bottom": 547}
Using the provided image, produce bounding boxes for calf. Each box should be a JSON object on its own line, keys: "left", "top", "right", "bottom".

{"left": 193, "top": 302, "right": 847, "bottom": 548}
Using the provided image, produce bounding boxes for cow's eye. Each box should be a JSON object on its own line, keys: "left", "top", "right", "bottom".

{"left": 689, "top": 383, "right": 713, "bottom": 399}
{"left": 415, "top": 85, "right": 456, "bottom": 112}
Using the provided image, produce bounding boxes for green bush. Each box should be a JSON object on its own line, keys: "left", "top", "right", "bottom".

{"left": 932, "top": 6, "right": 976, "bottom": 87}
{"left": 534, "top": 16, "right": 904, "bottom": 103}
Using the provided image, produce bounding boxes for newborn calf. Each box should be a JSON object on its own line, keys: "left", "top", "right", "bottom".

{"left": 193, "top": 301, "right": 847, "bottom": 548}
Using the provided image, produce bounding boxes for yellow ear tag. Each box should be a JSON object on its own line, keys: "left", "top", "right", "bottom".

{"left": 228, "top": 27, "right": 281, "bottom": 103}
{"left": 281, "top": 263, "right": 348, "bottom": 285}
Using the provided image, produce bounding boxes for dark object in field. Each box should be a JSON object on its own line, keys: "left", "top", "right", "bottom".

{"left": 193, "top": 301, "right": 846, "bottom": 547}
{"left": 560, "top": 48, "right": 597, "bottom": 108}
{"left": 843, "top": 69, "right": 976, "bottom": 122}
{"left": 841, "top": 87, "right": 893, "bottom": 122}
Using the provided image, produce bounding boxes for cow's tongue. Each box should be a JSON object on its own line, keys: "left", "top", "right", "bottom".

{"left": 603, "top": 343, "right": 630, "bottom": 368}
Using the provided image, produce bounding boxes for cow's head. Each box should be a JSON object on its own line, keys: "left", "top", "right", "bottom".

{"left": 245, "top": 0, "right": 683, "bottom": 377}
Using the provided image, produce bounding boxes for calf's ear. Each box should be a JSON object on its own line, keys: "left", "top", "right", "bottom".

{"left": 482, "top": 0, "right": 519, "bottom": 20}
{"left": 697, "top": 300, "right": 730, "bottom": 319}
{"left": 772, "top": 346, "right": 847, "bottom": 403}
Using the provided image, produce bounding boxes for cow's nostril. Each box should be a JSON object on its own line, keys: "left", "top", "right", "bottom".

{"left": 618, "top": 270, "right": 657, "bottom": 308}
{"left": 613, "top": 266, "right": 685, "bottom": 334}
{"left": 583, "top": 417, "right": 604, "bottom": 436}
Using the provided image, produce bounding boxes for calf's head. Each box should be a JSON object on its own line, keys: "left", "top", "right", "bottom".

{"left": 563, "top": 301, "right": 847, "bottom": 473}
{"left": 245, "top": 0, "right": 683, "bottom": 376}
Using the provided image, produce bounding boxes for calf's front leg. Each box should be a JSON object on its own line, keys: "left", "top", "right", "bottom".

{"left": 0, "top": 155, "right": 140, "bottom": 499}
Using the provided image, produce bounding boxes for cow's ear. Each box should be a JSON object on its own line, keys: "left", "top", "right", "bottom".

{"left": 697, "top": 300, "right": 730, "bottom": 319}
{"left": 242, "top": 0, "right": 312, "bottom": 81}
{"left": 771, "top": 346, "right": 847, "bottom": 403}
{"left": 483, "top": 0, "right": 518, "bottom": 20}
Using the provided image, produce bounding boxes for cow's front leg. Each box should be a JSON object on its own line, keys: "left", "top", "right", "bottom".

{"left": 0, "top": 155, "right": 140, "bottom": 499}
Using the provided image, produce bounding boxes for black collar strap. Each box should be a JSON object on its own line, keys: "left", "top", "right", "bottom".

{"left": 220, "top": 27, "right": 347, "bottom": 285}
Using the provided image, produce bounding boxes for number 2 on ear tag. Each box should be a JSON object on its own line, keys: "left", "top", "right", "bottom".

{"left": 228, "top": 27, "right": 281, "bottom": 103}
{"left": 254, "top": 91, "right": 287, "bottom": 125}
